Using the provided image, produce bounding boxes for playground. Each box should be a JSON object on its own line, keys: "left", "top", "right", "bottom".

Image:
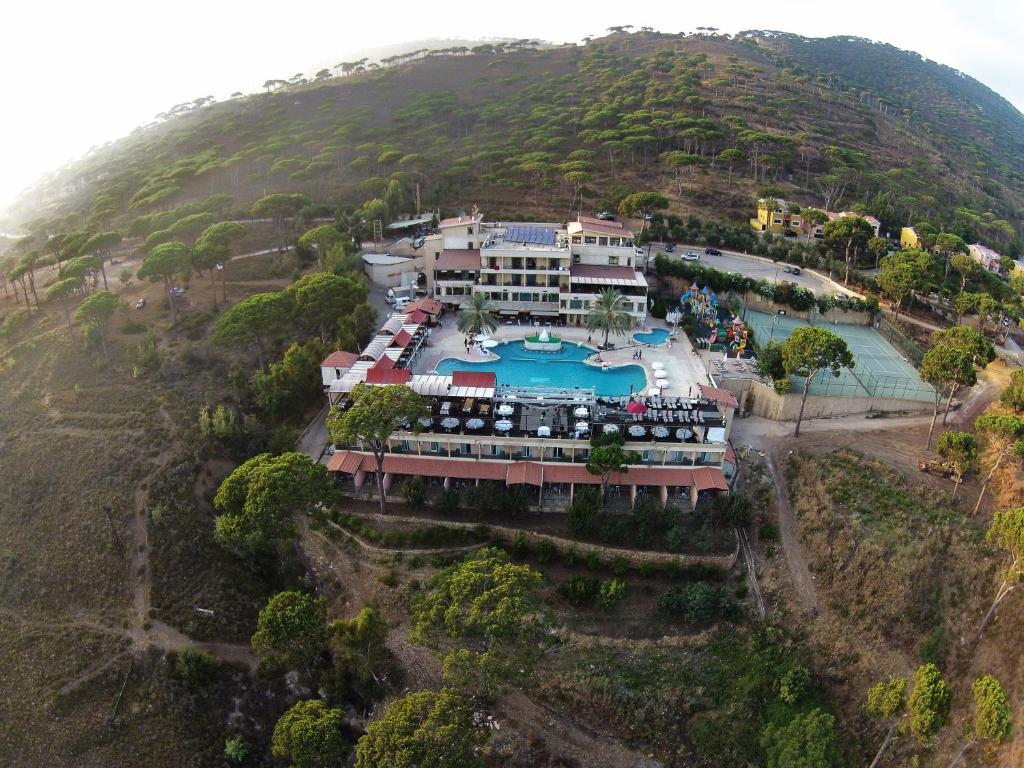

{"left": 680, "top": 282, "right": 753, "bottom": 358}
{"left": 742, "top": 310, "right": 935, "bottom": 401}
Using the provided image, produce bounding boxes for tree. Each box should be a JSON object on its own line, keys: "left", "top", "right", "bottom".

{"left": 935, "top": 325, "right": 995, "bottom": 369}
{"left": 953, "top": 292, "right": 979, "bottom": 325}
{"left": 617, "top": 191, "right": 669, "bottom": 219}
{"left": 354, "top": 688, "right": 486, "bottom": 768}
{"left": 907, "top": 663, "right": 953, "bottom": 744}
{"left": 137, "top": 241, "right": 190, "bottom": 323}
{"left": 253, "top": 591, "right": 326, "bottom": 670}
{"left": 586, "top": 442, "right": 634, "bottom": 501}
{"left": 585, "top": 288, "right": 634, "bottom": 348}
{"left": 223, "top": 736, "right": 250, "bottom": 763}
{"left": 213, "top": 452, "right": 330, "bottom": 556}
{"left": 867, "top": 236, "right": 889, "bottom": 268}
{"left": 920, "top": 343, "right": 976, "bottom": 448}
{"left": 972, "top": 674, "right": 1012, "bottom": 744}
{"left": 329, "top": 606, "right": 390, "bottom": 702}
{"left": 936, "top": 431, "right": 978, "bottom": 499}
{"left": 75, "top": 290, "right": 121, "bottom": 367}
{"left": 79, "top": 231, "right": 122, "bottom": 290}
{"left": 933, "top": 232, "right": 967, "bottom": 279}
{"left": 950, "top": 252, "right": 978, "bottom": 293}
{"left": 290, "top": 272, "right": 368, "bottom": 342}
{"left": 193, "top": 221, "right": 247, "bottom": 306}
{"left": 455, "top": 293, "right": 498, "bottom": 337}
{"left": 877, "top": 250, "right": 929, "bottom": 319}
{"left": 251, "top": 193, "right": 311, "bottom": 252}
{"left": 661, "top": 151, "right": 702, "bottom": 199}
{"left": 1000, "top": 368, "right": 1024, "bottom": 412}
{"left": 823, "top": 216, "right": 873, "bottom": 285}
{"left": 760, "top": 708, "right": 843, "bottom": 768}
{"left": 411, "top": 547, "right": 544, "bottom": 697}
{"left": 717, "top": 148, "right": 744, "bottom": 187}
{"left": 975, "top": 506, "right": 1024, "bottom": 642}
{"left": 211, "top": 291, "right": 293, "bottom": 370}
{"left": 272, "top": 699, "right": 349, "bottom": 768}
{"left": 327, "top": 383, "right": 429, "bottom": 515}
{"left": 781, "top": 327, "right": 854, "bottom": 436}
{"left": 973, "top": 413, "right": 1024, "bottom": 516}
{"left": 299, "top": 224, "right": 343, "bottom": 271}
{"left": 45, "top": 276, "right": 80, "bottom": 338}
{"left": 976, "top": 293, "right": 998, "bottom": 336}
{"left": 864, "top": 676, "right": 907, "bottom": 768}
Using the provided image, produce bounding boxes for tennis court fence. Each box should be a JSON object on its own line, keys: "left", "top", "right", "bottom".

{"left": 875, "top": 315, "right": 925, "bottom": 367}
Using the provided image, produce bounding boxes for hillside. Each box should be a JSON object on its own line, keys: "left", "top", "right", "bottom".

{"left": 6, "top": 30, "right": 1022, "bottom": 255}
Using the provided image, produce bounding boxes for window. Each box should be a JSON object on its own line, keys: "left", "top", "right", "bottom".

{"left": 572, "top": 254, "right": 581, "bottom": 264}
{"left": 670, "top": 451, "right": 683, "bottom": 462}
{"left": 571, "top": 235, "right": 581, "bottom": 244}
{"left": 488, "top": 444, "right": 499, "bottom": 455}
{"left": 551, "top": 446, "right": 564, "bottom": 458}
{"left": 598, "top": 237, "right": 608, "bottom": 246}
{"left": 430, "top": 442, "right": 440, "bottom": 453}
{"left": 402, "top": 440, "right": 412, "bottom": 452}
{"left": 584, "top": 235, "right": 597, "bottom": 244}
{"left": 643, "top": 450, "right": 656, "bottom": 461}
{"left": 522, "top": 446, "right": 532, "bottom": 458}
{"left": 462, "top": 443, "right": 472, "bottom": 454}
{"left": 467, "top": 226, "right": 473, "bottom": 235}
{"left": 467, "top": 241, "right": 474, "bottom": 249}
{"left": 773, "top": 218, "right": 782, "bottom": 225}
{"left": 609, "top": 237, "right": 620, "bottom": 246}
{"left": 609, "top": 255, "right": 619, "bottom": 265}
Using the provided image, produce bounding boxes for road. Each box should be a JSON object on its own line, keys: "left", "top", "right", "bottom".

{"left": 643, "top": 243, "right": 850, "bottom": 295}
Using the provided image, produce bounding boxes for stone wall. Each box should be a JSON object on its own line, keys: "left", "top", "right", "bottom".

{"left": 721, "top": 378, "right": 932, "bottom": 421}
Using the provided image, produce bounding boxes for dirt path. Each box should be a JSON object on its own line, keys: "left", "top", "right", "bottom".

{"left": 763, "top": 445, "right": 819, "bottom": 615}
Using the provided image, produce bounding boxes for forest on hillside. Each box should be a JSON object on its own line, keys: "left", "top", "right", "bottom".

{"left": 6, "top": 29, "right": 1022, "bottom": 258}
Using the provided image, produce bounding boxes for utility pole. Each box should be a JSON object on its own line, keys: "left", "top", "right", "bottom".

{"left": 415, "top": 183, "right": 421, "bottom": 217}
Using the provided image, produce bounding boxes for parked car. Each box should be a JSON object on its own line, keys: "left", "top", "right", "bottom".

{"left": 782, "top": 265, "right": 794, "bottom": 274}
{"left": 596, "top": 211, "right": 616, "bottom": 221}
{"left": 791, "top": 267, "right": 801, "bottom": 275}
{"left": 135, "top": 298, "right": 146, "bottom": 310}
{"left": 664, "top": 243, "right": 675, "bottom": 253}
{"left": 682, "top": 252, "right": 700, "bottom": 262}
{"left": 170, "top": 287, "right": 185, "bottom": 296}
{"left": 704, "top": 247, "right": 722, "bottom": 256}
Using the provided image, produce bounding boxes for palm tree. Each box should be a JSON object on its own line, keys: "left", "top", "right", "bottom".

{"left": 586, "top": 289, "right": 634, "bottom": 348}
{"left": 456, "top": 293, "right": 498, "bottom": 337}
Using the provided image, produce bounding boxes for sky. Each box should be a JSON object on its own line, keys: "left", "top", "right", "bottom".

{"left": 1, "top": 0, "right": 1021, "bottom": 214}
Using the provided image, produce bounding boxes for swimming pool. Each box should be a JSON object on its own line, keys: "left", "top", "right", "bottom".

{"left": 434, "top": 341, "right": 647, "bottom": 396}
{"left": 633, "top": 328, "right": 672, "bottom": 345}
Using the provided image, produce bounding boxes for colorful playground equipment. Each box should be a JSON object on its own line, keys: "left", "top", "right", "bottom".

{"left": 681, "top": 283, "right": 750, "bottom": 356}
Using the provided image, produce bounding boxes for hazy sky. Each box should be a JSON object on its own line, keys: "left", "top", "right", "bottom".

{"left": 1, "top": 0, "right": 1021, "bottom": 212}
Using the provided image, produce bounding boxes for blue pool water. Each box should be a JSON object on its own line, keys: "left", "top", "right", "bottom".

{"left": 633, "top": 328, "right": 672, "bottom": 345}
{"left": 434, "top": 341, "right": 647, "bottom": 396}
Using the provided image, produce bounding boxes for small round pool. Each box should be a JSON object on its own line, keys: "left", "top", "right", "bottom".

{"left": 633, "top": 328, "right": 672, "bottom": 345}
{"left": 434, "top": 340, "right": 647, "bottom": 397}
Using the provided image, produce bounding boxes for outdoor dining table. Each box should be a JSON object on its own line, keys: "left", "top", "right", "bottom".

{"left": 441, "top": 417, "right": 460, "bottom": 430}
{"left": 495, "top": 419, "right": 513, "bottom": 432}
{"left": 652, "top": 426, "right": 670, "bottom": 438}
{"left": 603, "top": 424, "right": 619, "bottom": 434}
{"left": 465, "top": 418, "right": 484, "bottom": 430}
{"left": 573, "top": 406, "right": 589, "bottom": 418}
{"left": 497, "top": 404, "right": 514, "bottom": 416}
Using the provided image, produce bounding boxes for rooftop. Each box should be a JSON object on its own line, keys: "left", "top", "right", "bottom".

{"left": 570, "top": 264, "right": 647, "bottom": 286}
{"left": 321, "top": 351, "right": 358, "bottom": 369}
{"left": 362, "top": 253, "right": 412, "bottom": 266}
{"left": 439, "top": 213, "right": 483, "bottom": 227}
{"left": 436, "top": 249, "right": 482, "bottom": 270}
{"left": 568, "top": 220, "right": 636, "bottom": 238}
{"left": 578, "top": 215, "right": 623, "bottom": 229}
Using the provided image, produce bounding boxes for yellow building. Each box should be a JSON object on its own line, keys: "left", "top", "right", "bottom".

{"left": 900, "top": 227, "right": 921, "bottom": 250}
{"left": 750, "top": 198, "right": 802, "bottom": 235}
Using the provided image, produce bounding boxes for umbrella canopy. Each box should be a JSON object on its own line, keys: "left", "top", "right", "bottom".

{"left": 481, "top": 339, "right": 498, "bottom": 348}
{"left": 652, "top": 426, "right": 669, "bottom": 438}
{"left": 656, "top": 378, "right": 670, "bottom": 388}
{"left": 603, "top": 424, "right": 619, "bottom": 434}
{"left": 575, "top": 421, "right": 589, "bottom": 431}
{"left": 675, "top": 428, "right": 694, "bottom": 440}
{"left": 651, "top": 361, "right": 665, "bottom": 369}
{"left": 626, "top": 400, "right": 646, "bottom": 414}
{"left": 495, "top": 419, "right": 513, "bottom": 431}
{"left": 628, "top": 425, "right": 646, "bottom": 438}
{"left": 537, "top": 426, "right": 551, "bottom": 437}
{"left": 497, "top": 404, "right": 514, "bottom": 416}
{"left": 465, "top": 418, "right": 484, "bottom": 430}
{"left": 441, "top": 417, "right": 460, "bottom": 429}
{"left": 647, "top": 387, "right": 661, "bottom": 396}
{"left": 574, "top": 406, "right": 589, "bottom": 418}
{"left": 474, "top": 334, "right": 491, "bottom": 342}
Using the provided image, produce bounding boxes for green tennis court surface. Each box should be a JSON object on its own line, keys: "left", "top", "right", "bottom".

{"left": 743, "top": 310, "right": 935, "bottom": 401}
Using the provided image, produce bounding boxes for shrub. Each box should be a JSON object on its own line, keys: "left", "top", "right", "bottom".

{"left": 599, "top": 513, "right": 629, "bottom": 545}
{"left": 511, "top": 532, "right": 529, "bottom": 559}
{"left": 224, "top": 736, "right": 250, "bottom": 763}
{"left": 585, "top": 550, "right": 602, "bottom": 570}
{"left": 439, "top": 488, "right": 461, "bottom": 516}
{"left": 597, "top": 578, "right": 627, "bottom": 609}
{"left": 611, "top": 556, "right": 629, "bottom": 577}
{"left": 758, "top": 521, "right": 779, "bottom": 541}
{"left": 174, "top": 646, "right": 220, "bottom": 686}
{"left": 638, "top": 559, "right": 657, "bottom": 578}
{"left": 657, "top": 582, "right": 721, "bottom": 623}
{"left": 666, "top": 524, "right": 687, "bottom": 552}
{"left": 772, "top": 378, "right": 792, "bottom": 395}
{"left": 536, "top": 539, "right": 558, "bottom": 564}
{"left": 563, "top": 544, "right": 580, "bottom": 567}
{"left": 559, "top": 576, "right": 600, "bottom": 606}
{"left": 567, "top": 487, "right": 602, "bottom": 536}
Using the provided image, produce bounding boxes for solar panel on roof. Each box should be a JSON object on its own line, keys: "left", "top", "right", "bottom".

{"left": 505, "top": 226, "right": 555, "bottom": 245}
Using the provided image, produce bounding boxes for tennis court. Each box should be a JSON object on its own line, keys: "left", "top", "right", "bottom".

{"left": 743, "top": 310, "right": 935, "bottom": 401}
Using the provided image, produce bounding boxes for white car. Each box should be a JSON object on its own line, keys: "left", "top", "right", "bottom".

{"left": 682, "top": 252, "right": 700, "bottom": 262}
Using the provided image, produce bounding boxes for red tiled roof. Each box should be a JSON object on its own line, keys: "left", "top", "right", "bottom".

{"left": 320, "top": 351, "right": 358, "bottom": 369}
{"left": 326, "top": 451, "right": 363, "bottom": 474}
{"left": 692, "top": 467, "right": 729, "bottom": 492}
{"left": 406, "top": 298, "right": 443, "bottom": 316}
{"left": 578, "top": 215, "right": 623, "bottom": 229}
{"left": 451, "top": 371, "right": 497, "bottom": 388}
{"left": 405, "top": 309, "right": 428, "bottom": 324}
{"left": 507, "top": 461, "right": 544, "bottom": 486}
{"left": 391, "top": 329, "right": 414, "bottom": 347}
{"left": 338, "top": 455, "right": 510, "bottom": 480}
{"left": 439, "top": 214, "right": 483, "bottom": 227}
{"left": 570, "top": 265, "right": 642, "bottom": 281}
{"left": 541, "top": 464, "right": 597, "bottom": 484}
{"left": 371, "top": 356, "right": 396, "bottom": 370}
{"left": 365, "top": 368, "right": 411, "bottom": 385}
{"left": 725, "top": 443, "right": 738, "bottom": 464}
{"left": 436, "top": 249, "right": 482, "bottom": 270}
{"left": 698, "top": 384, "right": 739, "bottom": 409}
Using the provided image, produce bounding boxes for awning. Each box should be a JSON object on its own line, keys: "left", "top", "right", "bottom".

{"left": 507, "top": 462, "right": 544, "bottom": 486}
{"left": 326, "top": 451, "right": 363, "bottom": 474}
{"left": 692, "top": 467, "right": 730, "bottom": 491}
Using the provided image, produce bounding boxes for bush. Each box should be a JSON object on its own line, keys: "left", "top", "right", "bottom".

{"left": 401, "top": 478, "right": 425, "bottom": 509}
{"left": 772, "top": 378, "right": 792, "bottom": 395}
{"left": 666, "top": 524, "right": 687, "bottom": 552}
{"left": 563, "top": 544, "right": 580, "bottom": 567}
{"left": 174, "top": 646, "right": 220, "bottom": 687}
{"left": 511, "top": 531, "right": 529, "bottom": 559}
{"left": 598, "top": 578, "right": 627, "bottom": 610}
{"left": 611, "top": 556, "right": 629, "bottom": 577}
{"left": 758, "top": 521, "right": 779, "bottom": 542}
{"left": 439, "top": 488, "right": 461, "bottom": 516}
{"left": 536, "top": 539, "right": 558, "bottom": 564}
{"left": 638, "top": 559, "right": 657, "bottom": 578}
{"left": 559, "top": 576, "right": 600, "bottom": 606}
{"left": 650, "top": 294, "right": 668, "bottom": 319}
{"left": 598, "top": 513, "right": 629, "bottom": 545}
{"left": 585, "top": 550, "right": 602, "bottom": 570}
{"left": 657, "top": 582, "right": 721, "bottom": 623}
{"left": 568, "top": 487, "right": 602, "bottom": 536}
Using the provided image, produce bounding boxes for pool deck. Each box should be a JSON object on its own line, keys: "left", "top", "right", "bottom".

{"left": 417, "top": 315, "right": 712, "bottom": 397}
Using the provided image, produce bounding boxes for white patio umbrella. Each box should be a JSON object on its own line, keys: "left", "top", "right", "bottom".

{"left": 495, "top": 419, "right": 513, "bottom": 431}
{"left": 574, "top": 406, "right": 589, "bottom": 418}
{"left": 497, "top": 404, "right": 514, "bottom": 416}
{"left": 647, "top": 387, "right": 661, "bottom": 396}
{"left": 575, "top": 421, "right": 589, "bottom": 432}
{"left": 603, "top": 424, "right": 619, "bottom": 434}
{"left": 481, "top": 339, "right": 498, "bottom": 348}
{"left": 656, "top": 378, "right": 670, "bottom": 388}
{"left": 652, "top": 361, "right": 666, "bottom": 370}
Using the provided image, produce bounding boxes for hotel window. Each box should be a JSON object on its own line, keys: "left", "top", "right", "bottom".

{"left": 572, "top": 254, "right": 581, "bottom": 264}
{"left": 584, "top": 236, "right": 597, "bottom": 244}
{"left": 643, "top": 450, "right": 656, "bottom": 461}
{"left": 462, "top": 444, "right": 472, "bottom": 454}
{"left": 670, "top": 451, "right": 683, "bottom": 462}
{"left": 522, "top": 446, "right": 532, "bottom": 458}
{"left": 609, "top": 237, "right": 620, "bottom": 246}
{"left": 430, "top": 442, "right": 440, "bottom": 453}
{"left": 551, "top": 446, "right": 564, "bottom": 458}
{"left": 598, "top": 237, "right": 608, "bottom": 246}
{"left": 571, "top": 235, "right": 581, "bottom": 244}
{"left": 489, "top": 444, "right": 499, "bottom": 456}
{"left": 467, "top": 226, "right": 473, "bottom": 235}
{"left": 402, "top": 440, "right": 412, "bottom": 451}
{"left": 773, "top": 218, "right": 782, "bottom": 225}
{"left": 609, "top": 255, "right": 619, "bottom": 265}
